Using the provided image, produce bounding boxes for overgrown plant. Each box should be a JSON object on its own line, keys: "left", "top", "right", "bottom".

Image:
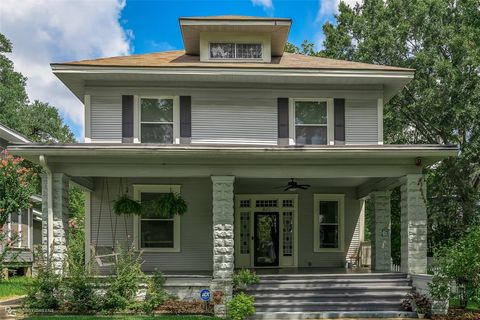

{"left": 430, "top": 225, "right": 480, "bottom": 308}
{"left": 63, "top": 216, "right": 98, "bottom": 313}
{"left": 101, "top": 245, "right": 145, "bottom": 313}
{"left": 408, "top": 292, "right": 431, "bottom": 315}
{"left": 232, "top": 269, "right": 260, "bottom": 289}
{"left": 142, "top": 269, "right": 170, "bottom": 315}
{"left": 227, "top": 292, "right": 256, "bottom": 320}
{"left": 152, "top": 193, "right": 187, "bottom": 218}
{"left": 24, "top": 246, "right": 62, "bottom": 310}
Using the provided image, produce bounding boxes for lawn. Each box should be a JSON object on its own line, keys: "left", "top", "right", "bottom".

{"left": 0, "top": 276, "right": 33, "bottom": 299}
{"left": 24, "top": 316, "right": 217, "bottom": 320}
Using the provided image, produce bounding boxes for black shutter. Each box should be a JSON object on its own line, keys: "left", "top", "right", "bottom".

{"left": 122, "top": 95, "right": 134, "bottom": 143}
{"left": 277, "top": 98, "right": 289, "bottom": 140}
{"left": 180, "top": 96, "right": 192, "bottom": 142}
{"left": 334, "top": 98, "right": 345, "bottom": 144}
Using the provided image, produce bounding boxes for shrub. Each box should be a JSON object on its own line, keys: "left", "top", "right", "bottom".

{"left": 430, "top": 225, "right": 480, "bottom": 307}
{"left": 227, "top": 292, "right": 255, "bottom": 320}
{"left": 62, "top": 220, "right": 98, "bottom": 313}
{"left": 142, "top": 269, "right": 170, "bottom": 315}
{"left": 24, "top": 247, "right": 62, "bottom": 310}
{"left": 232, "top": 269, "right": 260, "bottom": 289}
{"left": 408, "top": 292, "right": 431, "bottom": 314}
{"left": 101, "top": 245, "right": 145, "bottom": 313}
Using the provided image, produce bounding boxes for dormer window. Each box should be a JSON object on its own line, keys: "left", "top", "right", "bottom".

{"left": 209, "top": 43, "right": 262, "bottom": 60}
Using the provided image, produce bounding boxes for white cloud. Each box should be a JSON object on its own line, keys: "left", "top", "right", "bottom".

{"left": 317, "top": 0, "right": 360, "bottom": 20}
{"left": 251, "top": 0, "right": 274, "bottom": 10}
{"left": 0, "top": 0, "right": 132, "bottom": 141}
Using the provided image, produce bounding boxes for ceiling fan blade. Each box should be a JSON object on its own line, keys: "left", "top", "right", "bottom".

{"left": 298, "top": 185, "right": 309, "bottom": 190}
{"left": 298, "top": 184, "right": 311, "bottom": 187}
{"left": 284, "top": 187, "right": 291, "bottom": 191}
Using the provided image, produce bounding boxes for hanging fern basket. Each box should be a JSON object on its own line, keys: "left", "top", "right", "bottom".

{"left": 152, "top": 193, "right": 187, "bottom": 218}
{"left": 112, "top": 194, "right": 143, "bottom": 216}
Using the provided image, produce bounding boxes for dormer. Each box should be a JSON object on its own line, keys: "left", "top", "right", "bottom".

{"left": 179, "top": 15, "right": 292, "bottom": 63}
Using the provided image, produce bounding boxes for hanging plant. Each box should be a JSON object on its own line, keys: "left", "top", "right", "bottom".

{"left": 152, "top": 193, "right": 187, "bottom": 218}
{"left": 112, "top": 194, "right": 143, "bottom": 216}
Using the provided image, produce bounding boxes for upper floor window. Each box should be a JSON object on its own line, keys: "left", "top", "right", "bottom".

{"left": 294, "top": 100, "right": 328, "bottom": 145}
{"left": 140, "top": 97, "right": 176, "bottom": 143}
{"left": 209, "top": 43, "right": 262, "bottom": 59}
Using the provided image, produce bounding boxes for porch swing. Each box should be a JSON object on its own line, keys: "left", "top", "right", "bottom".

{"left": 92, "top": 178, "right": 131, "bottom": 267}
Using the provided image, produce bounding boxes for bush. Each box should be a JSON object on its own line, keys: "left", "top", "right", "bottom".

{"left": 24, "top": 247, "right": 62, "bottom": 310}
{"left": 227, "top": 292, "right": 255, "bottom": 320}
{"left": 142, "top": 269, "right": 170, "bottom": 315}
{"left": 63, "top": 221, "right": 98, "bottom": 313}
{"left": 430, "top": 225, "right": 480, "bottom": 307}
{"left": 101, "top": 245, "right": 145, "bottom": 313}
{"left": 408, "top": 292, "right": 431, "bottom": 314}
{"left": 232, "top": 269, "right": 259, "bottom": 289}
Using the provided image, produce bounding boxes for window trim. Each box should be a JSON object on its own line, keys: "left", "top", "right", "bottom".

{"left": 313, "top": 194, "right": 345, "bottom": 253}
{"left": 138, "top": 96, "right": 180, "bottom": 144}
{"left": 288, "top": 98, "right": 335, "bottom": 146}
{"left": 133, "top": 184, "right": 181, "bottom": 252}
{"left": 208, "top": 42, "right": 263, "bottom": 61}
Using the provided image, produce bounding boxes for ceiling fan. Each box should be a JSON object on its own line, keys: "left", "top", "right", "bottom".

{"left": 277, "top": 178, "right": 311, "bottom": 192}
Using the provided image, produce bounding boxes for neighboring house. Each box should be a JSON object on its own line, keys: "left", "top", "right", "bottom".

{"left": 0, "top": 123, "right": 42, "bottom": 275}
{"left": 9, "top": 16, "right": 457, "bottom": 317}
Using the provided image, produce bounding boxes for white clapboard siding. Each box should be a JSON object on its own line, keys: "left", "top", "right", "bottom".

{"left": 345, "top": 99, "right": 378, "bottom": 145}
{"left": 90, "top": 96, "right": 122, "bottom": 142}
{"left": 191, "top": 95, "right": 277, "bottom": 145}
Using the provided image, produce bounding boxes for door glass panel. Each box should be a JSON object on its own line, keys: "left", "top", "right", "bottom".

{"left": 240, "top": 212, "right": 250, "bottom": 254}
{"left": 283, "top": 212, "right": 293, "bottom": 256}
{"left": 254, "top": 213, "right": 279, "bottom": 266}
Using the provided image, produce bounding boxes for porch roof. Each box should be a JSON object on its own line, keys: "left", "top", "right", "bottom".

{"left": 9, "top": 143, "right": 457, "bottom": 165}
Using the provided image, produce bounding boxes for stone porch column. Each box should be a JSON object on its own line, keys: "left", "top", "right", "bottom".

{"left": 211, "top": 176, "right": 235, "bottom": 317}
{"left": 400, "top": 174, "right": 427, "bottom": 274}
{"left": 370, "top": 191, "right": 392, "bottom": 271}
{"left": 41, "top": 173, "right": 70, "bottom": 274}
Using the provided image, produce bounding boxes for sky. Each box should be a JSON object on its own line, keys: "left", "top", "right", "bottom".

{"left": 0, "top": 0, "right": 358, "bottom": 141}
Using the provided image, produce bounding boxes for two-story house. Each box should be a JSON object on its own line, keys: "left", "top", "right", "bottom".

{"left": 9, "top": 15, "right": 456, "bottom": 318}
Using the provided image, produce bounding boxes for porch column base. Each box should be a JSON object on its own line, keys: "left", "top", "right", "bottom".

{"left": 211, "top": 176, "right": 235, "bottom": 318}
{"left": 400, "top": 174, "right": 427, "bottom": 274}
{"left": 370, "top": 191, "right": 392, "bottom": 271}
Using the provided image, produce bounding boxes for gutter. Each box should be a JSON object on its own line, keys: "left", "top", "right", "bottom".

{"left": 39, "top": 155, "right": 53, "bottom": 253}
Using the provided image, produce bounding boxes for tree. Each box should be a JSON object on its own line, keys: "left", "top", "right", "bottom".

{"left": 312, "top": 0, "right": 479, "bottom": 248}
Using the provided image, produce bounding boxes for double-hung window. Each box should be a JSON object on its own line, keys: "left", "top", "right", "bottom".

{"left": 133, "top": 185, "right": 181, "bottom": 252}
{"left": 140, "top": 97, "right": 178, "bottom": 143}
{"left": 292, "top": 99, "right": 333, "bottom": 145}
{"left": 313, "top": 194, "right": 344, "bottom": 252}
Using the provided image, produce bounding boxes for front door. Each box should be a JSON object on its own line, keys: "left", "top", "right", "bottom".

{"left": 254, "top": 212, "right": 279, "bottom": 267}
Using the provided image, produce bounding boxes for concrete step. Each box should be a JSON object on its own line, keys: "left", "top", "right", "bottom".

{"left": 252, "top": 291, "right": 409, "bottom": 300}
{"left": 253, "top": 311, "right": 417, "bottom": 319}
{"left": 257, "top": 273, "right": 407, "bottom": 280}
{"left": 255, "top": 300, "right": 404, "bottom": 307}
{"left": 258, "top": 278, "right": 410, "bottom": 285}
{"left": 256, "top": 306, "right": 406, "bottom": 312}
{"left": 245, "top": 285, "right": 413, "bottom": 293}
{"left": 254, "top": 297, "right": 405, "bottom": 304}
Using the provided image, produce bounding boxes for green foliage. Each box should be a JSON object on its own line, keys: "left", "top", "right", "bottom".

{"left": 0, "top": 150, "right": 37, "bottom": 225}
{"left": 232, "top": 269, "right": 260, "bottom": 289}
{"left": 0, "top": 276, "right": 33, "bottom": 298}
{"left": 113, "top": 194, "right": 143, "bottom": 216}
{"left": 430, "top": 226, "right": 480, "bottom": 307}
{"left": 142, "top": 269, "right": 170, "bottom": 315}
{"left": 284, "top": 40, "right": 318, "bottom": 56}
{"left": 24, "top": 247, "right": 63, "bottom": 310}
{"left": 101, "top": 246, "right": 145, "bottom": 313}
{"left": 318, "top": 0, "right": 480, "bottom": 249}
{"left": 152, "top": 193, "right": 187, "bottom": 218}
{"left": 407, "top": 292, "right": 431, "bottom": 314}
{"left": 227, "top": 292, "right": 255, "bottom": 320}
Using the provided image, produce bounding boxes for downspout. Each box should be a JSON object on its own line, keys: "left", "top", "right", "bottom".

{"left": 39, "top": 155, "right": 53, "bottom": 254}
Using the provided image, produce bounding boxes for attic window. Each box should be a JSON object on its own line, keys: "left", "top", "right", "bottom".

{"left": 209, "top": 43, "right": 262, "bottom": 59}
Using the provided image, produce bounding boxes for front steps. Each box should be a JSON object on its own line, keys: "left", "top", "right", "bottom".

{"left": 246, "top": 273, "right": 416, "bottom": 319}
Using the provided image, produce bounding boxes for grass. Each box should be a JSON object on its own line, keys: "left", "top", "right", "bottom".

{"left": 0, "top": 276, "right": 33, "bottom": 299}
{"left": 449, "top": 298, "right": 480, "bottom": 311}
{"left": 24, "top": 316, "right": 218, "bottom": 320}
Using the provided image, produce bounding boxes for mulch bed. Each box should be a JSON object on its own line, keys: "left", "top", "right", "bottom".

{"left": 155, "top": 299, "right": 214, "bottom": 315}
{"left": 432, "top": 308, "right": 480, "bottom": 320}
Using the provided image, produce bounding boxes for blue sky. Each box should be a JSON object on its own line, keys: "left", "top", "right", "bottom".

{"left": 1, "top": 0, "right": 350, "bottom": 141}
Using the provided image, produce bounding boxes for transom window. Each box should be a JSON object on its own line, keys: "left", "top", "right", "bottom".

{"left": 209, "top": 43, "right": 262, "bottom": 59}
{"left": 140, "top": 97, "right": 174, "bottom": 143}
{"left": 313, "top": 194, "right": 344, "bottom": 252}
{"left": 294, "top": 100, "right": 328, "bottom": 145}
